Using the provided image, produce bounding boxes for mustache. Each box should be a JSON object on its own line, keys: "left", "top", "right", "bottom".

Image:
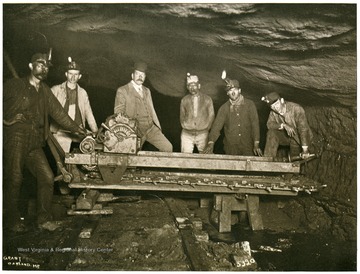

{"left": 34, "top": 71, "right": 48, "bottom": 80}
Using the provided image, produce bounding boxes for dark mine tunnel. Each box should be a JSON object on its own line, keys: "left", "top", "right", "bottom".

{"left": 2, "top": 3, "right": 356, "bottom": 271}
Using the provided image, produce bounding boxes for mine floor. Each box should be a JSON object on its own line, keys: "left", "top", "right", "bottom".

{"left": 2, "top": 193, "right": 356, "bottom": 271}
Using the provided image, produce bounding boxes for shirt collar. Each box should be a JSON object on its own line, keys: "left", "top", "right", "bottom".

{"left": 131, "top": 80, "right": 142, "bottom": 90}
{"left": 229, "top": 94, "right": 244, "bottom": 106}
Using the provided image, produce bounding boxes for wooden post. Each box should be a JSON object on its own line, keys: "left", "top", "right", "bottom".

{"left": 246, "top": 195, "right": 264, "bottom": 230}
{"left": 214, "top": 194, "right": 263, "bottom": 233}
{"left": 199, "top": 198, "right": 211, "bottom": 208}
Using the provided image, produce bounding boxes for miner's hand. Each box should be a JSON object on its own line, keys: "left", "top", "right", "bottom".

{"left": 74, "top": 126, "right": 87, "bottom": 138}
{"left": 300, "top": 146, "right": 310, "bottom": 159}
{"left": 3, "top": 113, "right": 26, "bottom": 126}
{"left": 283, "top": 123, "right": 296, "bottom": 137}
{"left": 253, "top": 142, "right": 263, "bottom": 156}
{"left": 202, "top": 142, "right": 214, "bottom": 154}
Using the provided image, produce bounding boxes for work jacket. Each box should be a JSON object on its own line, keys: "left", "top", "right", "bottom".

{"left": 208, "top": 98, "right": 260, "bottom": 149}
{"left": 50, "top": 81, "right": 98, "bottom": 133}
{"left": 180, "top": 92, "right": 215, "bottom": 132}
{"left": 266, "top": 101, "right": 313, "bottom": 146}
{"left": 3, "top": 77, "right": 81, "bottom": 142}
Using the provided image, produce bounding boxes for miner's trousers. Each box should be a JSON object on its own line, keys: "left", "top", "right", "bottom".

{"left": 3, "top": 128, "right": 54, "bottom": 229}
{"left": 264, "top": 129, "right": 301, "bottom": 157}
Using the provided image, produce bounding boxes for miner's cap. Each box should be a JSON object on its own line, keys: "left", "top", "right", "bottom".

{"left": 261, "top": 92, "right": 281, "bottom": 105}
{"left": 187, "top": 73, "right": 199, "bottom": 85}
{"left": 133, "top": 62, "right": 147, "bottom": 73}
{"left": 225, "top": 79, "right": 240, "bottom": 91}
{"left": 31, "top": 53, "right": 52, "bottom": 67}
{"left": 67, "top": 57, "right": 81, "bottom": 71}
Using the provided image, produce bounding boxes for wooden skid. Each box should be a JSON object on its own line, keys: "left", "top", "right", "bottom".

{"left": 65, "top": 151, "right": 300, "bottom": 173}
{"left": 67, "top": 207, "right": 113, "bottom": 215}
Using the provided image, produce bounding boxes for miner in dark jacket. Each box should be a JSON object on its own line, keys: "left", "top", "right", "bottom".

{"left": 203, "top": 79, "right": 262, "bottom": 156}
{"left": 3, "top": 53, "right": 86, "bottom": 233}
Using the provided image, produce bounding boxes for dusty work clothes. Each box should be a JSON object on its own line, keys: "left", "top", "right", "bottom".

{"left": 51, "top": 82, "right": 98, "bottom": 152}
{"left": 264, "top": 102, "right": 313, "bottom": 157}
{"left": 180, "top": 93, "right": 215, "bottom": 153}
{"left": 3, "top": 77, "right": 82, "bottom": 228}
{"left": 208, "top": 98, "right": 260, "bottom": 156}
{"left": 181, "top": 130, "right": 209, "bottom": 153}
{"left": 114, "top": 82, "right": 172, "bottom": 152}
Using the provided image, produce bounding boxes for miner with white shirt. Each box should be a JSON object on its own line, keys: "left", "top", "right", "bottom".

{"left": 180, "top": 73, "right": 215, "bottom": 153}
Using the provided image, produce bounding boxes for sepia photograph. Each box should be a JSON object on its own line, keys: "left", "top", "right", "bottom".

{"left": 2, "top": 2, "right": 357, "bottom": 271}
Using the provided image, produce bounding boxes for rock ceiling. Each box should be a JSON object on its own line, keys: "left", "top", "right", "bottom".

{"left": 3, "top": 3, "right": 356, "bottom": 108}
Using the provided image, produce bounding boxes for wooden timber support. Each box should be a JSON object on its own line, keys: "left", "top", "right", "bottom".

{"left": 214, "top": 194, "right": 263, "bottom": 233}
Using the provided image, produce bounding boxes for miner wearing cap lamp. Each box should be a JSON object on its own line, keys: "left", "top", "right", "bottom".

{"left": 180, "top": 73, "right": 215, "bottom": 153}
{"left": 51, "top": 57, "right": 98, "bottom": 153}
{"left": 3, "top": 53, "right": 86, "bottom": 233}
{"left": 261, "top": 92, "right": 313, "bottom": 159}
{"left": 114, "top": 62, "right": 173, "bottom": 152}
{"left": 203, "top": 76, "right": 262, "bottom": 156}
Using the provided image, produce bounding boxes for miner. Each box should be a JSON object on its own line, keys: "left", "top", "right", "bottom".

{"left": 180, "top": 73, "right": 215, "bottom": 153}
{"left": 203, "top": 72, "right": 262, "bottom": 156}
{"left": 51, "top": 57, "right": 98, "bottom": 153}
{"left": 261, "top": 91, "right": 313, "bottom": 159}
{"left": 3, "top": 52, "right": 86, "bottom": 233}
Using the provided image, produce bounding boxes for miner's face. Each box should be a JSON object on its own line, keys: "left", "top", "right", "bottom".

{"left": 270, "top": 99, "right": 284, "bottom": 113}
{"left": 66, "top": 69, "right": 82, "bottom": 84}
{"left": 227, "top": 87, "right": 240, "bottom": 101}
{"left": 32, "top": 61, "right": 49, "bottom": 80}
{"left": 187, "top": 82, "right": 200, "bottom": 95}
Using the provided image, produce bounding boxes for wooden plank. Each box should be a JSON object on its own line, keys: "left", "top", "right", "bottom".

{"left": 218, "top": 195, "right": 232, "bottom": 233}
{"left": 164, "top": 197, "right": 191, "bottom": 218}
{"left": 164, "top": 197, "right": 211, "bottom": 271}
{"left": 138, "top": 151, "right": 273, "bottom": 162}
{"left": 246, "top": 195, "right": 263, "bottom": 230}
{"left": 67, "top": 207, "right": 113, "bottom": 215}
{"left": 128, "top": 155, "right": 300, "bottom": 173}
{"left": 65, "top": 152, "right": 300, "bottom": 173}
{"left": 180, "top": 229, "right": 211, "bottom": 271}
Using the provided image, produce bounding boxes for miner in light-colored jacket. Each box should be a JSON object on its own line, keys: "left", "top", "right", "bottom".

{"left": 180, "top": 73, "right": 215, "bottom": 153}
{"left": 50, "top": 58, "right": 98, "bottom": 152}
